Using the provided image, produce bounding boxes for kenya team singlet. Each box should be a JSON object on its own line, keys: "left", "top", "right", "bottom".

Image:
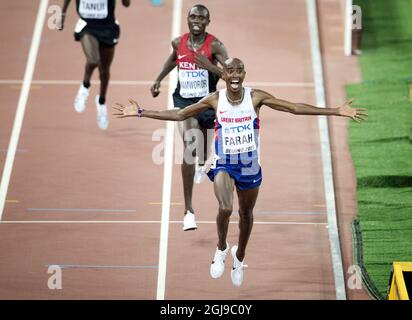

{"left": 175, "top": 33, "right": 217, "bottom": 99}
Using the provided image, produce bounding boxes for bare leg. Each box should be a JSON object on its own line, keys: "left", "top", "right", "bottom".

{"left": 98, "top": 44, "right": 115, "bottom": 104}
{"left": 80, "top": 34, "right": 100, "bottom": 86}
{"left": 199, "top": 126, "right": 214, "bottom": 165}
{"left": 213, "top": 171, "right": 235, "bottom": 251}
{"left": 178, "top": 117, "right": 202, "bottom": 214}
{"left": 235, "top": 186, "right": 259, "bottom": 261}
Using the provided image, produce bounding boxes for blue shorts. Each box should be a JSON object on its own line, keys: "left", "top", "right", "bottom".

{"left": 207, "top": 164, "right": 262, "bottom": 190}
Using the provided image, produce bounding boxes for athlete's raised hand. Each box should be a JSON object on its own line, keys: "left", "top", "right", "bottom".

{"left": 338, "top": 99, "right": 368, "bottom": 123}
{"left": 112, "top": 98, "right": 144, "bottom": 118}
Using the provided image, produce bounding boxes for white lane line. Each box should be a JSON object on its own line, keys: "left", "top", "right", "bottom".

{"left": 306, "top": 0, "right": 347, "bottom": 300}
{"left": 254, "top": 211, "right": 325, "bottom": 215}
{"left": 344, "top": 0, "right": 353, "bottom": 56}
{"left": 0, "top": 79, "right": 315, "bottom": 88}
{"left": 45, "top": 264, "right": 158, "bottom": 269}
{"left": 0, "top": 80, "right": 155, "bottom": 86}
{"left": 0, "top": 220, "right": 327, "bottom": 225}
{"left": 156, "top": 0, "right": 182, "bottom": 301}
{"left": 244, "top": 81, "right": 314, "bottom": 87}
{"left": 27, "top": 208, "right": 137, "bottom": 213}
{"left": 0, "top": 0, "right": 49, "bottom": 220}
{"left": 219, "top": 81, "right": 314, "bottom": 88}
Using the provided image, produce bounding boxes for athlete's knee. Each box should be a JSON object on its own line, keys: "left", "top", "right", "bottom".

{"left": 218, "top": 204, "right": 232, "bottom": 217}
{"left": 238, "top": 209, "right": 253, "bottom": 220}
{"left": 99, "top": 66, "right": 110, "bottom": 78}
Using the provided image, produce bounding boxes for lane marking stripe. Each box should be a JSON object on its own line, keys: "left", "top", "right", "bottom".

{"left": 27, "top": 208, "right": 137, "bottom": 213}
{"left": 254, "top": 211, "right": 325, "bottom": 215}
{"left": 306, "top": 0, "right": 347, "bottom": 300}
{"left": 24, "top": 208, "right": 324, "bottom": 215}
{"left": 1, "top": 220, "right": 327, "bottom": 225}
{"left": 0, "top": 79, "right": 315, "bottom": 88}
{"left": 46, "top": 264, "right": 158, "bottom": 269}
{"left": 0, "top": 0, "right": 49, "bottom": 219}
{"left": 156, "top": 0, "right": 182, "bottom": 301}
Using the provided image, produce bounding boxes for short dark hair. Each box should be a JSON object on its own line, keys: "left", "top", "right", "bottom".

{"left": 224, "top": 58, "right": 245, "bottom": 69}
{"left": 189, "top": 4, "right": 210, "bottom": 19}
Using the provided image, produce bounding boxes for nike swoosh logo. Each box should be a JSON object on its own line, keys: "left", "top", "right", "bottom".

{"left": 178, "top": 54, "right": 187, "bottom": 59}
{"left": 219, "top": 110, "right": 227, "bottom": 114}
{"left": 253, "top": 178, "right": 262, "bottom": 183}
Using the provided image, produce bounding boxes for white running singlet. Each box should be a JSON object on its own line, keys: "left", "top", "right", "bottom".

{"left": 214, "top": 87, "right": 260, "bottom": 159}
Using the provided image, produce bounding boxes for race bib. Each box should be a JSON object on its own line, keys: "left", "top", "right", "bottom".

{"left": 79, "top": 0, "right": 108, "bottom": 19}
{"left": 178, "top": 69, "right": 209, "bottom": 98}
{"left": 221, "top": 122, "right": 256, "bottom": 155}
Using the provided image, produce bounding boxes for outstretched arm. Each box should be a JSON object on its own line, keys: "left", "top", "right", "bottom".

{"left": 254, "top": 89, "right": 367, "bottom": 122}
{"left": 150, "top": 39, "right": 179, "bottom": 97}
{"left": 113, "top": 93, "right": 218, "bottom": 121}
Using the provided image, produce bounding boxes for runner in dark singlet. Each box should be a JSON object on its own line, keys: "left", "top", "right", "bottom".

{"left": 59, "top": 0, "right": 131, "bottom": 130}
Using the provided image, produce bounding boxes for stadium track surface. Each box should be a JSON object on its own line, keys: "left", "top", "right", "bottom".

{"left": 0, "top": 0, "right": 369, "bottom": 299}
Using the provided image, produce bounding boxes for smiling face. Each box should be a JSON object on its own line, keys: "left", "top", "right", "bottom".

{"left": 223, "top": 58, "right": 246, "bottom": 93}
{"left": 187, "top": 5, "right": 210, "bottom": 36}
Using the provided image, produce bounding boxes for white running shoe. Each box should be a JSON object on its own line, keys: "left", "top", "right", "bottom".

{"left": 230, "top": 245, "right": 248, "bottom": 287}
{"left": 95, "top": 95, "right": 109, "bottom": 130}
{"left": 210, "top": 242, "right": 229, "bottom": 279}
{"left": 183, "top": 210, "right": 197, "bottom": 231}
{"left": 74, "top": 84, "right": 90, "bottom": 113}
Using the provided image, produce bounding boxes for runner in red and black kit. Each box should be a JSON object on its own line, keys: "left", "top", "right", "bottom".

{"left": 150, "top": 4, "right": 228, "bottom": 231}
{"left": 59, "top": 0, "right": 131, "bottom": 130}
{"left": 173, "top": 32, "right": 218, "bottom": 130}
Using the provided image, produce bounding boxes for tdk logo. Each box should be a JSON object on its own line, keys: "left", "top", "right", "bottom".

{"left": 181, "top": 70, "right": 207, "bottom": 78}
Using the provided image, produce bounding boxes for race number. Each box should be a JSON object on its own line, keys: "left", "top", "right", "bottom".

{"left": 178, "top": 69, "right": 209, "bottom": 98}
{"left": 79, "top": 0, "right": 108, "bottom": 19}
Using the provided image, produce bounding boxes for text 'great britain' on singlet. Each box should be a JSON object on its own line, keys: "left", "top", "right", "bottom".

{"left": 214, "top": 87, "right": 260, "bottom": 163}
{"left": 175, "top": 33, "right": 215, "bottom": 99}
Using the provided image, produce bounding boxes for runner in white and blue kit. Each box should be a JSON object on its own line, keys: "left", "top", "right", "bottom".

{"left": 208, "top": 86, "right": 262, "bottom": 191}
{"left": 113, "top": 58, "right": 367, "bottom": 287}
